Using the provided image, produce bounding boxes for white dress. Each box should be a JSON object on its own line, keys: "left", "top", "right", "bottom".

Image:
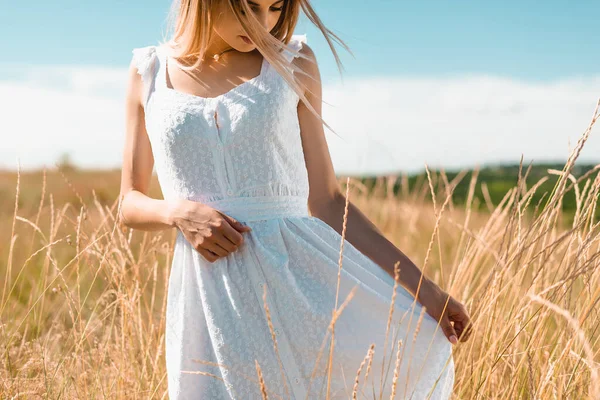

{"left": 131, "top": 34, "right": 454, "bottom": 400}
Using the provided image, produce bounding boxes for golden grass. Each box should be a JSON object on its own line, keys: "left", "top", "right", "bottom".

{"left": 1, "top": 99, "right": 599, "bottom": 399}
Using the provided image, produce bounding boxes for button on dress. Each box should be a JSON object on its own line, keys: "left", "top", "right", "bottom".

{"left": 131, "top": 34, "right": 455, "bottom": 400}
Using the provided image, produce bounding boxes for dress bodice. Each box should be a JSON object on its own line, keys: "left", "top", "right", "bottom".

{"left": 131, "top": 34, "right": 310, "bottom": 206}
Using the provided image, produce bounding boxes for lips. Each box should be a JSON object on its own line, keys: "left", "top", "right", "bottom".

{"left": 240, "top": 35, "right": 252, "bottom": 44}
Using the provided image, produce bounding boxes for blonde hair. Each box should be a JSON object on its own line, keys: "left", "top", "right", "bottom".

{"left": 157, "top": 0, "right": 352, "bottom": 135}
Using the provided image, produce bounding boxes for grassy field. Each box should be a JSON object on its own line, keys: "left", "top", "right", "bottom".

{"left": 1, "top": 105, "right": 599, "bottom": 398}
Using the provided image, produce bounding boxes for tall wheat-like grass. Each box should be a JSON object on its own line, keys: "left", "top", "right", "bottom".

{"left": 1, "top": 99, "right": 599, "bottom": 398}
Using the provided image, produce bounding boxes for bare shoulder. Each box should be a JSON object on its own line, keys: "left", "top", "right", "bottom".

{"left": 292, "top": 42, "right": 321, "bottom": 94}
{"left": 294, "top": 42, "right": 319, "bottom": 73}
{"left": 298, "top": 41, "right": 316, "bottom": 58}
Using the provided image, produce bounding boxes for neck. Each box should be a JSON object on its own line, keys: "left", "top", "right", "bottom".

{"left": 204, "top": 34, "right": 235, "bottom": 61}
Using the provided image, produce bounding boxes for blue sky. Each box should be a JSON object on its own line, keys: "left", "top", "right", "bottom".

{"left": 2, "top": 1, "right": 598, "bottom": 82}
{"left": 1, "top": 1, "right": 599, "bottom": 174}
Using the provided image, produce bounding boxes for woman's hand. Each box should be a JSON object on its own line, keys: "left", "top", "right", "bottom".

{"left": 170, "top": 199, "right": 252, "bottom": 263}
{"left": 418, "top": 282, "right": 473, "bottom": 345}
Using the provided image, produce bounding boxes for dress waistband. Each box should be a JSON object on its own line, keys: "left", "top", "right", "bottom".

{"left": 203, "top": 195, "right": 310, "bottom": 222}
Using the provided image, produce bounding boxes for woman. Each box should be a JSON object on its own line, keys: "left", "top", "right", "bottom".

{"left": 119, "top": 0, "right": 472, "bottom": 398}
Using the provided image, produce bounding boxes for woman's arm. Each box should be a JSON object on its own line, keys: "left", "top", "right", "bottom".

{"left": 295, "top": 43, "right": 472, "bottom": 344}
{"left": 293, "top": 44, "right": 435, "bottom": 298}
{"left": 119, "top": 58, "right": 175, "bottom": 231}
{"left": 311, "top": 194, "right": 440, "bottom": 302}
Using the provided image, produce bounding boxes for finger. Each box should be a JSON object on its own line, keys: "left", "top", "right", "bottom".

{"left": 449, "top": 305, "right": 472, "bottom": 340}
{"left": 203, "top": 240, "right": 229, "bottom": 257}
{"left": 454, "top": 309, "right": 472, "bottom": 335}
{"left": 453, "top": 320, "right": 467, "bottom": 341}
{"left": 212, "top": 231, "right": 238, "bottom": 252}
{"left": 196, "top": 247, "right": 219, "bottom": 263}
{"left": 461, "top": 318, "right": 474, "bottom": 341}
{"left": 221, "top": 213, "right": 252, "bottom": 232}
{"left": 441, "top": 317, "right": 458, "bottom": 345}
{"left": 219, "top": 220, "right": 246, "bottom": 247}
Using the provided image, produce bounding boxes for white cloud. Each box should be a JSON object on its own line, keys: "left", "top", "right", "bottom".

{"left": 322, "top": 75, "right": 600, "bottom": 175}
{"left": 0, "top": 64, "right": 128, "bottom": 172}
{"left": 1, "top": 64, "right": 599, "bottom": 175}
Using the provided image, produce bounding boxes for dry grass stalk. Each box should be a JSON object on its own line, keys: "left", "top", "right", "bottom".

{"left": 325, "top": 176, "right": 352, "bottom": 399}
{"left": 389, "top": 339, "right": 403, "bottom": 399}
{"left": 402, "top": 306, "right": 426, "bottom": 398}
{"left": 261, "top": 284, "right": 291, "bottom": 399}
{"left": 2, "top": 99, "right": 600, "bottom": 399}
{"left": 351, "top": 343, "right": 375, "bottom": 400}
{"left": 255, "top": 359, "right": 269, "bottom": 399}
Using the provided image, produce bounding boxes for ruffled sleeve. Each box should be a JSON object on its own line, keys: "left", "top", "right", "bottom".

{"left": 284, "top": 34, "right": 307, "bottom": 62}
{"left": 131, "top": 45, "right": 158, "bottom": 107}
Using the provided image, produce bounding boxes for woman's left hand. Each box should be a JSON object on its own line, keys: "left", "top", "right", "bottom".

{"left": 418, "top": 283, "right": 473, "bottom": 345}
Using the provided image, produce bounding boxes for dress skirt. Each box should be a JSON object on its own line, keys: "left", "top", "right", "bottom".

{"left": 164, "top": 195, "right": 455, "bottom": 400}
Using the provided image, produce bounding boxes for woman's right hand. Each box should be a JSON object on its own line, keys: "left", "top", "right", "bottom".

{"left": 170, "top": 199, "right": 252, "bottom": 263}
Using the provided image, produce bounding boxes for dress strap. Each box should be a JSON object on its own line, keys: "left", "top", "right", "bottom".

{"left": 131, "top": 45, "right": 160, "bottom": 108}
{"left": 153, "top": 44, "right": 169, "bottom": 91}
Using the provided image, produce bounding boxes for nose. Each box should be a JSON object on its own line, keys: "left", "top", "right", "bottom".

{"left": 256, "top": 10, "right": 270, "bottom": 30}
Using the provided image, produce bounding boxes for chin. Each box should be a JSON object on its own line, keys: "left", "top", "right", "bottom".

{"left": 230, "top": 43, "right": 254, "bottom": 52}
